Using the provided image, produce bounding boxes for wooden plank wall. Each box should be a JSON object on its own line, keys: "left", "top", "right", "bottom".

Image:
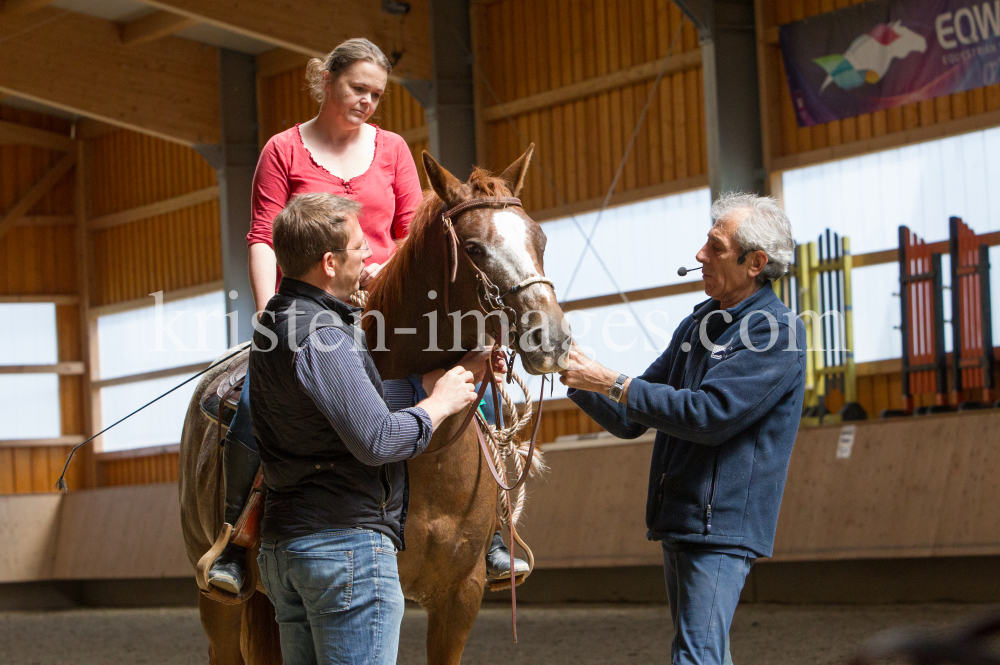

{"left": 88, "top": 131, "right": 220, "bottom": 307}
{"left": 518, "top": 408, "right": 1000, "bottom": 568}
{"left": 0, "top": 105, "right": 84, "bottom": 494}
{"left": 757, "top": 0, "right": 1000, "bottom": 173}
{"left": 257, "top": 66, "right": 429, "bottom": 189}
{"left": 99, "top": 449, "right": 180, "bottom": 487}
{"left": 472, "top": 0, "right": 706, "bottom": 218}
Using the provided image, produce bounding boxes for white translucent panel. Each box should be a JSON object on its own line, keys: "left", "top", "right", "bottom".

{"left": 540, "top": 189, "right": 712, "bottom": 302}
{"left": 98, "top": 291, "right": 229, "bottom": 380}
{"left": 0, "top": 375, "right": 61, "bottom": 439}
{"left": 514, "top": 291, "right": 709, "bottom": 402}
{"left": 0, "top": 304, "right": 57, "bottom": 365}
{"left": 850, "top": 263, "right": 903, "bottom": 364}
{"left": 99, "top": 374, "right": 200, "bottom": 452}
{"left": 784, "top": 126, "right": 1000, "bottom": 255}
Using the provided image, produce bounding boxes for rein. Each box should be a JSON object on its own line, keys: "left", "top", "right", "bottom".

{"left": 432, "top": 195, "right": 558, "bottom": 641}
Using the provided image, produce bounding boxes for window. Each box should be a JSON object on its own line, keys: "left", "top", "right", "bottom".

{"left": 516, "top": 291, "right": 708, "bottom": 402}
{"left": 511, "top": 188, "right": 714, "bottom": 401}
{"left": 783, "top": 126, "right": 1000, "bottom": 361}
{"left": 96, "top": 291, "right": 228, "bottom": 452}
{"left": 542, "top": 188, "right": 712, "bottom": 302}
{"left": 0, "top": 304, "right": 61, "bottom": 440}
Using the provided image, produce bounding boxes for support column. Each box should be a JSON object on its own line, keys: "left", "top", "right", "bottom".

{"left": 198, "top": 49, "right": 258, "bottom": 344}
{"left": 676, "top": 0, "right": 764, "bottom": 198}
{"left": 405, "top": 0, "right": 477, "bottom": 179}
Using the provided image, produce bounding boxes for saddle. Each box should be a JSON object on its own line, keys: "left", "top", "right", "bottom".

{"left": 195, "top": 347, "right": 266, "bottom": 605}
{"left": 200, "top": 351, "right": 250, "bottom": 435}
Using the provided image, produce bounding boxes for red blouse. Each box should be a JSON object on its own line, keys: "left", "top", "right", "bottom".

{"left": 247, "top": 124, "right": 423, "bottom": 282}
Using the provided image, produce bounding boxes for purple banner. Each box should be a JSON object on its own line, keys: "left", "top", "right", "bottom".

{"left": 780, "top": 0, "right": 1000, "bottom": 127}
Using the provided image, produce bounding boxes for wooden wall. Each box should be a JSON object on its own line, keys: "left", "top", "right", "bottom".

{"left": 0, "top": 106, "right": 84, "bottom": 494}
{"left": 472, "top": 0, "right": 706, "bottom": 219}
{"left": 88, "top": 131, "right": 220, "bottom": 307}
{"left": 99, "top": 448, "right": 179, "bottom": 487}
{"left": 757, "top": 0, "right": 1000, "bottom": 175}
{"left": 519, "top": 408, "right": 1000, "bottom": 568}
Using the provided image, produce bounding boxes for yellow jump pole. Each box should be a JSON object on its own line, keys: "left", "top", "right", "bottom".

{"left": 798, "top": 242, "right": 816, "bottom": 409}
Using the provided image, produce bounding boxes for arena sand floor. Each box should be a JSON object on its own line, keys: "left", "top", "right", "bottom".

{"left": 1, "top": 602, "right": 994, "bottom": 664}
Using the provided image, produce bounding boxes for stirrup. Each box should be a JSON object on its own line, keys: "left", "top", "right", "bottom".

{"left": 196, "top": 524, "right": 260, "bottom": 605}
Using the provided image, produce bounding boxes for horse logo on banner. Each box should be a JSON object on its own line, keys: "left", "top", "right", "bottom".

{"left": 814, "top": 20, "right": 927, "bottom": 92}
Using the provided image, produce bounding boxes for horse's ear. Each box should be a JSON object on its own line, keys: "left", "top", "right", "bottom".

{"left": 500, "top": 143, "right": 534, "bottom": 198}
{"left": 421, "top": 151, "right": 464, "bottom": 207}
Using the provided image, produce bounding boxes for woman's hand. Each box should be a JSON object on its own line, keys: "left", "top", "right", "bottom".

{"left": 359, "top": 262, "right": 383, "bottom": 288}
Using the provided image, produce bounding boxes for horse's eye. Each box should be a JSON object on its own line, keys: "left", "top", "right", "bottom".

{"left": 465, "top": 243, "right": 485, "bottom": 257}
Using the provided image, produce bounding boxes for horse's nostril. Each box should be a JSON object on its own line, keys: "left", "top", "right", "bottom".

{"left": 528, "top": 328, "right": 543, "bottom": 348}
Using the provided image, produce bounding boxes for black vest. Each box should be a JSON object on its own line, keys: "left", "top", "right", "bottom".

{"left": 249, "top": 278, "right": 409, "bottom": 547}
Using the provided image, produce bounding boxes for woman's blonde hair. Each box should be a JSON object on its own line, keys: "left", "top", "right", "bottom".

{"left": 305, "top": 38, "right": 392, "bottom": 103}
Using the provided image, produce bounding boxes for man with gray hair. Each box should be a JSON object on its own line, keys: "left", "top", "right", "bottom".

{"left": 560, "top": 192, "right": 806, "bottom": 665}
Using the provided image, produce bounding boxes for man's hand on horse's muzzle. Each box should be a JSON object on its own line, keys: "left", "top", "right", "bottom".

{"left": 558, "top": 343, "right": 621, "bottom": 395}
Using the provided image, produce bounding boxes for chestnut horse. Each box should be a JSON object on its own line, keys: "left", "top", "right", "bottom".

{"left": 178, "top": 145, "right": 570, "bottom": 664}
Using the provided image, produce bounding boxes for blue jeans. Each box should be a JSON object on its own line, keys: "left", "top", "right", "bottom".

{"left": 662, "top": 545, "right": 754, "bottom": 665}
{"left": 258, "top": 529, "right": 405, "bottom": 665}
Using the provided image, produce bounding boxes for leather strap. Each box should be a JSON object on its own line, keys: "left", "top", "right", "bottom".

{"left": 420, "top": 370, "right": 494, "bottom": 457}
{"left": 444, "top": 196, "right": 522, "bottom": 220}
{"left": 503, "top": 275, "right": 554, "bottom": 298}
{"left": 474, "top": 372, "right": 545, "bottom": 493}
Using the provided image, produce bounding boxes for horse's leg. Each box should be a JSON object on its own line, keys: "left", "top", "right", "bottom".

{"left": 240, "top": 591, "right": 283, "bottom": 665}
{"left": 424, "top": 565, "right": 489, "bottom": 665}
{"left": 199, "top": 594, "right": 246, "bottom": 665}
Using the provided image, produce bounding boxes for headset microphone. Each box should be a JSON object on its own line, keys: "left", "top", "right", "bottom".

{"left": 677, "top": 266, "right": 703, "bottom": 277}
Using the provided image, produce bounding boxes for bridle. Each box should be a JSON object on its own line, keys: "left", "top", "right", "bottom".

{"left": 434, "top": 195, "right": 560, "bottom": 640}
{"left": 413, "top": 195, "right": 557, "bottom": 641}
{"left": 439, "top": 197, "right": 553, "bottom": 357}
{"left": 428, "top": 196, "right": 557, "bottom": 467}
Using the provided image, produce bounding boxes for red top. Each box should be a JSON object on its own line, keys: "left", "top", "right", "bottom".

{"left": 247, "top": 124, "right": 423, "bottom": 285}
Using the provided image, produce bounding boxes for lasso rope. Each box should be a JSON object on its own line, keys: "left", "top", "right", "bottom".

{"left": 353, "top": 289, "right": 542, "bottom": 529}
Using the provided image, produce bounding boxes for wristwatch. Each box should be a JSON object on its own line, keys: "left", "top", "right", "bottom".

{"left": 609, "top": 374, "right": 628, "bottom": 403}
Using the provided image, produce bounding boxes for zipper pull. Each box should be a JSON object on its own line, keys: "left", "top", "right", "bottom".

{"left": 706, "top": 504, "right": 713, "bottom": 533}
{"left": 659, "top": 473, "right": 666, "bottom": 486}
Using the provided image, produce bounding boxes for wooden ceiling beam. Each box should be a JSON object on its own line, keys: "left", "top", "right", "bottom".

{"left": 1, "top": 0, "right": 55, "bottom": 17}
{"left": 134, "top": 0, "right": 431, "bottom": 79}
{"left": 0, "top": 151, "right": 76, "bottom": 241}
{"left": 120, "top": 10, "right": 198, "bottom": 46}
{"left": 0, "top": 119, "right": 74, "bottom": 151}
{"left": 0, "top": 9, "right": 219, "bottom": 147}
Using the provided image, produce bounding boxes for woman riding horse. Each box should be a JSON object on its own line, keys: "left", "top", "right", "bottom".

{"left": 208, "top": 38, "right": 526, "bottom": 596}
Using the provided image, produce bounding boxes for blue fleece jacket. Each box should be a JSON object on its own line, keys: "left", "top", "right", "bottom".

{"left": 568, "top": 283, "right": 806, "bottom": 557}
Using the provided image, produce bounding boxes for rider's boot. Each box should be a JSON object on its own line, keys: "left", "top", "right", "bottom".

{"left": 485, "top": 530, "right": 530, "bottom": 581}
{"left": 207, "top": 433, "right": 260, "bottom": 594}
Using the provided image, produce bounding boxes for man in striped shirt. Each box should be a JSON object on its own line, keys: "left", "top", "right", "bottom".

{"left": 247, "top": 193, "right": 490, "bottom": 665}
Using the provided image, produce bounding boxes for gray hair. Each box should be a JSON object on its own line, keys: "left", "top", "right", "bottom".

{"left": 305, "top": 38, "right": 392, "bottom": 103}
{"left": 711, "top": 192, "right": 794, "bottom": 284}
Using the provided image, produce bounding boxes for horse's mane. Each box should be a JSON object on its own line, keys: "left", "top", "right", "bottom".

{"left": 365, "top": 167, "right": 513, "bottom": 324}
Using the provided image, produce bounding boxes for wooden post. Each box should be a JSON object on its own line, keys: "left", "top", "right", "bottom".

{"left": 978, "top": 244, "right": 995, "bottom": 403}
{"left": 841, "top": 236, "right": 857, "bottom": 404}
{"left": 898, "top": 226, "right": 913, "bottom": 414}
{"left": 74, "top": 137, "right": 98, "bottom": 487}
{"left": 798, "top": 242, "right": 816, "bottom": 409}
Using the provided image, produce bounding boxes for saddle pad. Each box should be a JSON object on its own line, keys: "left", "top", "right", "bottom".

{"left": 200, "top": 350, "right": 250, "bottom": 429}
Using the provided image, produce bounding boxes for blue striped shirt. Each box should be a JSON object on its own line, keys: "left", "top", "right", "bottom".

{"left": 293, "top": 326, "right": 433, "bottom": 465}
